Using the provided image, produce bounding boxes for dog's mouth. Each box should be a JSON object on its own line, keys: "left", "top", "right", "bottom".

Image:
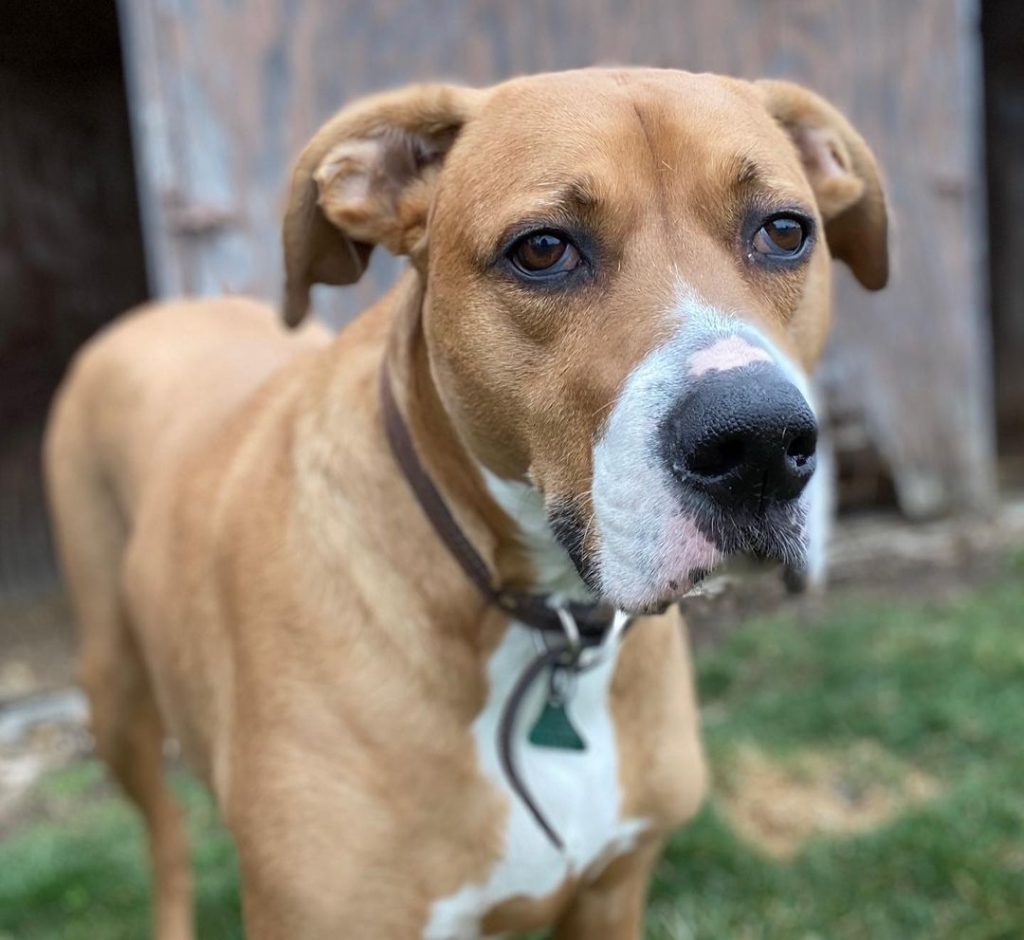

{"left": 551, "top": 496, "right": 809, "bottom": 615}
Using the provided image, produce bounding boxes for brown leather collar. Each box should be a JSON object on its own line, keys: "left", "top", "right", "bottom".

{"left": 379, "top": 358, "right": 614, "bottom": 636}
{"left": 379, "top": 357, "right": 629, "bottom": 850}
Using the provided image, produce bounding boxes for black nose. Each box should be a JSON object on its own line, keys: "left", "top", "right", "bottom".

{"left": 662, "top": 366, "right": 818, "bottom": 510}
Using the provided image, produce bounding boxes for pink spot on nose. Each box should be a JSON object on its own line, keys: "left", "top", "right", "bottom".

{"left": 690, "top": 336, "right": 773, "bottom": 377}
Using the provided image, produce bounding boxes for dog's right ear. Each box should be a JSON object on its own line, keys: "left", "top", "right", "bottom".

{"left": 281, "top": 84, "right": 482, "bottom": 326}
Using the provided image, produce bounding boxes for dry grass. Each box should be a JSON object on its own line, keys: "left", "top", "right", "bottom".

{"left": 717, "top": 740, "right": 939, "bottom": 858}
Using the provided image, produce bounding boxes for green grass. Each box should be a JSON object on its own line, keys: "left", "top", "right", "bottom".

{"left": 2, "top": 557, "right": 1023, "bottom": 939}
{"left": 0, "top": 765, "right": 241, "bottom": 940}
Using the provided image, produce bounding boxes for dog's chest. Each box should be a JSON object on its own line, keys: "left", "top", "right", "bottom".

{"left": 424, "top": 624, "right": 646, "bottom": 939}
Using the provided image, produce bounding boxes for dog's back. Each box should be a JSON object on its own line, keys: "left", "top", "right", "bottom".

{"left": 45, "top": 295, "right": 332, "bottom": 666}
{"left": 47, "top": 297, "right": 328, "bottom": 523}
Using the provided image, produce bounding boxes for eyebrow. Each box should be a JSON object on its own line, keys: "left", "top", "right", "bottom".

{"left": 730, "top": 155, "right": 765, "bottom": 189}
{"left": 561, "top": 176, "right": 600, "bottom": 209}
{"left": 725, "top": 154, "right": 813, "bottom": 212}
{"left": 488, "top": 177, "right": 603, "bottom": 254}
{"left": 524, "top": 176, "right": 602, "bottom": 215}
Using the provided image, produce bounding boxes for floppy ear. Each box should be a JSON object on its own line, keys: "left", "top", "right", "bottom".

{"left": 756, "top": 80, "right": 889, "bottom": 291}
{"left": 281, "top": 84, "right": 482, "bottom": 325}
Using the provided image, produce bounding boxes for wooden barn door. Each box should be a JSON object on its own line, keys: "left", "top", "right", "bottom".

{"left": 982, "top": 0, "right": 1024, "bottom": 480}
{"left": 0, "top": 1, "right": 148, "bottom": 594}
{"left": 118, "top": 0, "right": 995, "bottom": 518}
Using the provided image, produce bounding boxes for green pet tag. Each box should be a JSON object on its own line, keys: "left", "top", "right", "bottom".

{"left": 528, "top": 668, "right": 586, "bottom": 751}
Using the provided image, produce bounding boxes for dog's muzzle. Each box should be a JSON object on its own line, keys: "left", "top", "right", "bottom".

{"left": 591, "top": 318, "right": 821, "bottom": 611}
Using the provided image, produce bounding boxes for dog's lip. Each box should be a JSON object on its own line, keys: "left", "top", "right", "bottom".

{"left": 586, "top": 494, "right": 810, "bottom": 614}
{"left": 604, "top": 566, "right": 714, "bottom": 616}
{"left": 605, "top": 542, "right": 806, "bottom": 614}
{"left": 618, "top": 598, "right": 673, "bottom": 617}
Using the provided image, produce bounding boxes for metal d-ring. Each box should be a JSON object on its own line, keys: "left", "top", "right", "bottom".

{"left": 576, "top": 609, "right": 632, "bottom": 670}
{"left": 554, "top": 605, "right": 582, "bottom": 655}
{"left": 552, "top": 606, "right": 633, "bottom": 672}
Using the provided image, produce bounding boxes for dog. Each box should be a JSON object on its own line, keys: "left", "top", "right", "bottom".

{"left": 44, "top": 67, "right": 887, "bottom": 939}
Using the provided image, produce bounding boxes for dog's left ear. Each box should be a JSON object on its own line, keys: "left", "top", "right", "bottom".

{"left": 281, "top": 84, "right": 483, "bottom": 325}
{"left": 756, "top": 80, "right": 889, "bottom": 291}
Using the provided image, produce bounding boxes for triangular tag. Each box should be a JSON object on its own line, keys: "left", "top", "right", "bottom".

{"left": 528, "top": 699, "right": 586, "bottom": 751}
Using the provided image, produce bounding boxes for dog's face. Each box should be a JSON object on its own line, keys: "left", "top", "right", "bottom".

{"left": 283, "top": 69, "right": 888, "bottom": 613}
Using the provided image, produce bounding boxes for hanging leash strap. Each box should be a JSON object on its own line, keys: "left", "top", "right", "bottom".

{"left": 496, "top": 644, "right": 569, "bottom": 848}
{"left": 379, "top": 360, "right": 632, "bottom": 849}
{"left": 496, "top": 609, "right": 631, "bottom": 849}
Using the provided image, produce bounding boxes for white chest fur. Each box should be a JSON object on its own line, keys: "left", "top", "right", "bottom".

{"left": 424, "top": 623, "right": 647, "bottom": 940}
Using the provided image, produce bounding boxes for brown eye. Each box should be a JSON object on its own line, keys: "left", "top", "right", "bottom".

{"left": 509, "top": 231, "right": 581, "bottom": 276}
{"left": 753, "top": 215, "right": 809, "bottom": 258}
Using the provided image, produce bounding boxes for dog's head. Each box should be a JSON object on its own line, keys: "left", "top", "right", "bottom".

{"left": 283, "top": 69, "right": 888, "bottom": 613}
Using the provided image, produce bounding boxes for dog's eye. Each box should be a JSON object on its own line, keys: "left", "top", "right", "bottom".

{"left": 753, "top": 215, "right": 810, "bottom": 258}
{"left": 508, "top": 231, "right": 581, "bottom": 276}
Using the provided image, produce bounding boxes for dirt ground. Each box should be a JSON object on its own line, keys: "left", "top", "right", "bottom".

{"left": 1, "top": 497, "right": 1023, "bottom": 834}
{"left": 0, "top": 589, "right": 75, "bottom": 700}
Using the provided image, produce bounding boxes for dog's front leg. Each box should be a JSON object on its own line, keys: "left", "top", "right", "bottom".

{"left": 553, "top": 837, "right": 665, "bottom": 940}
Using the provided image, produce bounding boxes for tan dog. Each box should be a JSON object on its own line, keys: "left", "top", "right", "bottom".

{"left": 45, "top": 68, "right": 887, "bottom": 939}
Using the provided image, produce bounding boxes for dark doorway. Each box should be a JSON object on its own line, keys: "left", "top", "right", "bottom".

{"left": 982, "top": 0, "right": 1024, "bottom": 485}
{"left": 0, "top": 1, "right": 149, "bottom": 594}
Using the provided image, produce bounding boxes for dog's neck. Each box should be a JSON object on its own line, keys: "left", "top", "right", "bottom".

{"left": 474, "top": 468, "right": 595, "bottom": 605}
{"left": 382, "top": 274, "right": 593, "bottom": 606}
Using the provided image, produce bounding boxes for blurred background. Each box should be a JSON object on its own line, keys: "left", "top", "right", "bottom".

{"left": 1, "top": 1, "right": 1022, "bottom": 938}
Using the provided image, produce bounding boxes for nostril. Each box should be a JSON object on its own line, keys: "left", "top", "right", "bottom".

{"left": 786, "top": 429, "right": 817, "bottom": 469}
{"left": 688, "top": 434, "right": 747, "bottom": 479}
